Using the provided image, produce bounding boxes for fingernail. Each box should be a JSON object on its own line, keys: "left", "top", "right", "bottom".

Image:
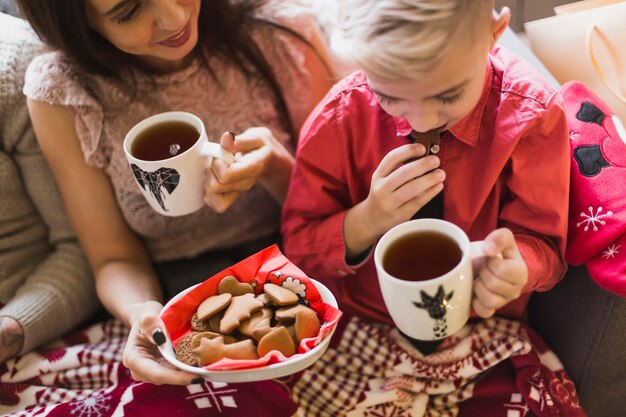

{"left": 152, "top": 330, "right": 166, "bottom": 346}
{"left": 190, "top": 377, "right": 205, "bottom": 385}
{"left": 228, "top": 130, "right": 236, "bottom": 139}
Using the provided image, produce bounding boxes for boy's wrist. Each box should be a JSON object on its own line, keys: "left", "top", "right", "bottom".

{"left": 343, "top": 200, "right": 381, "bottom": 258}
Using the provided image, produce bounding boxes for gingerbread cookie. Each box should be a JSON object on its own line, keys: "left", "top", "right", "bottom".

{"left": 218, "top": 275, "right": 254, "bottom": 296}
{"left": 263, "top": 283, "right": 299, "bottom": 306}
{"left": 294, "top": 309, "right": 321, "bottom": 342}
{"left": 409, "top": 128, "right": 442, "bottom": 156}
{"left": 257, "top": 326, "right": 296, "bottom": 357}
{"left": 219, "top": 293, "right": 265, "bottom": 334}
{"left": 275, "top": 304, "right": 313, "bottom": 324}
{"left": 239, "top": 308, "right": 273, "bottom": 337}
{"left": 193, "top": 336, "right": 258, "bottom": 366}
{"left": 208, "top": 311, "right": 223, "bottom": 333}
{"left": 175, "top": 331, "right": 200, "bottom": 366}
{"left": 197, "top": 293, "right": 232, "bottom": 321}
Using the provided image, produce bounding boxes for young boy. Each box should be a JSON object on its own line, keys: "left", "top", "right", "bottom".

{"left": 282, "top": 0, "right": 570, "bottom": 326}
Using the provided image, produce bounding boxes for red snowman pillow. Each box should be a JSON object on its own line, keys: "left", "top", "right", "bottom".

{"left": 562, "top": 81, "right": 626, "bottom": 296}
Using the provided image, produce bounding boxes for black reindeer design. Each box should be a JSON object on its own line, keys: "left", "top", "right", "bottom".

{"left": 413, "top": 285, "right": 454, "bottom": 338}
{"left": 131, "top": 164, "right": 180, "bottom": 211}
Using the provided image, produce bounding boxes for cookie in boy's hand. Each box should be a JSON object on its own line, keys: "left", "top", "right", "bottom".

{"left": 409, "top": 128, "right": 441, "bottom": 156}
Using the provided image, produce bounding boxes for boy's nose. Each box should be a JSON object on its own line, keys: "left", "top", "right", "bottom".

{"left": 153, "top": 0, "right": 186, "bottom": 31}
{"left": 407, "top": 110, "right": 440, "bottom": 134}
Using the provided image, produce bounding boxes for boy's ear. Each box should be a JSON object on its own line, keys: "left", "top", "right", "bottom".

{"left": 490, "top": 7, "right": 511, "bottom": 48}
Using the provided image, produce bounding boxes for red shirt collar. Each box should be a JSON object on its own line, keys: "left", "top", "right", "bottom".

{"left": 393, "top": 58, "right": 494, "bottom": 147}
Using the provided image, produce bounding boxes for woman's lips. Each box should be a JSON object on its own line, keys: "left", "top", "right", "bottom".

{"left": 158, "top": 21, "right": 191, "bottom": 48}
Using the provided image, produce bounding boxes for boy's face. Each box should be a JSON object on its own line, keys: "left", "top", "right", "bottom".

{"left": 367, "top": 32, "right": 492, "bottom": 134}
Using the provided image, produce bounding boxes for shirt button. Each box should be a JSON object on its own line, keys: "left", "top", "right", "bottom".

{"left": 430, "top": 144, "right": 440, "bottom": 154}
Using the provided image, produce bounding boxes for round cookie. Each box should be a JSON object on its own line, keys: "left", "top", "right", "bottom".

{"left": 175, "top": 331, "right": 200, "bottom": 366}
{"left": 197, "top": 293, "right": 232, "bottom": 321}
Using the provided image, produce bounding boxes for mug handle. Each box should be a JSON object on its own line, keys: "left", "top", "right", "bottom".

{"left": 470, "top": 240, "right": 485, "bottom": 259}
{"left": 469, "top": 240, "right": 501, "bottom": 275}
{"left": 201, "top": 141, "right": 235, "bottom": 165}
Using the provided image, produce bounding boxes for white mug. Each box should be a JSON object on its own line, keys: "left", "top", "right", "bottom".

{"left": 374, "top": 219, "right": 483, "bottom": 341}
{"left": 123, "top": 111, "right": 234, "bottom": 216}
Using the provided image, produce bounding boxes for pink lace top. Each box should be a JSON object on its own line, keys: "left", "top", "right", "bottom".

{"left": 23, "top": 5, "right": 315, "bottom": 262}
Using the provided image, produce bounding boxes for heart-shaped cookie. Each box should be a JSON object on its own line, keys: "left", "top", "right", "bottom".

{"left": 218, "top": 275, "right": 254, "bottom": 296}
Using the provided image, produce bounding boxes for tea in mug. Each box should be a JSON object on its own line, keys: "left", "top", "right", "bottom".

{"left": 131, "top": 120, "right": 199, "bottom": 161}
{"left": 382, "top": 230, "right": 463, "bottom": 281}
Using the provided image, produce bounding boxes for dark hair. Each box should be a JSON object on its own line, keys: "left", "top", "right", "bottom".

{"left": 16, "top": 0, "right": 315, "bottom": 135}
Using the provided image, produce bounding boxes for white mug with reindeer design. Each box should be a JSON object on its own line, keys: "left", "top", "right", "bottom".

{"left": 374, "top": 219, "right": 484, "bottom": 341}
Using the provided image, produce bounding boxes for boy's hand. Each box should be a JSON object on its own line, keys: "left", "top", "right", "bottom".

{"left": 364, "top": 143, "right": 445, "bottom": 236}
{"left": 472, "top": 228, "right": 528, "bottom": 318}
{"left": 343, "top": 143, "right": 445, "bottom": 258}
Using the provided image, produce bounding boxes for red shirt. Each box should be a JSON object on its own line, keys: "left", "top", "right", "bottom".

{"left": 282, "top": 46, "right": 570, "bottom": 324}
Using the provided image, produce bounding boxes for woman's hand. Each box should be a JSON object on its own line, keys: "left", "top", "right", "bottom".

{"left": 204, "top": 127, "right": 294, "bottom": 213}
{"left": 122, "top": 301, "right": 198, "bottom": 386}
{"left": 472, "top": 228, "right": 528, "bottom": 318}
{"left": 0, "top": 316, "right": 23, "bottom": 364}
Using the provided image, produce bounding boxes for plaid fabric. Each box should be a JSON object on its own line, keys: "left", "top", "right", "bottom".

{"left": 289, "top": 316, "right": 586, "bottom": 417}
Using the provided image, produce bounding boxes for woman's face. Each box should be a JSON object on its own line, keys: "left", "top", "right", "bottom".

{"left": 86, "top": 0, "right": 201, "bottom": 73}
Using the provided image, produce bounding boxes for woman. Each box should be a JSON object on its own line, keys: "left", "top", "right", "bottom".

{"left": 17, "top": 0, "right": 334, "bottom": 385}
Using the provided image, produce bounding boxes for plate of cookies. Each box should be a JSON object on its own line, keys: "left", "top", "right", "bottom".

{"left": 158, "top": 245, "right": 342, "bottom": 383}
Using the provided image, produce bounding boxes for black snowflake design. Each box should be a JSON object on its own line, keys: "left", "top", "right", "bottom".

{"left": 131, "top": 164, "right": 180, "bottom": 211}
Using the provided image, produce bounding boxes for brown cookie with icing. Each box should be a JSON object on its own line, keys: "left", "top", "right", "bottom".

{"left": 190, "top": 313, "right": 212, "bottom": 332}
{"left": 175, "top": 332, "right": 200, "bottom": 366}
{"left": 218, "top": 275, "right": 254, "bottom": 296}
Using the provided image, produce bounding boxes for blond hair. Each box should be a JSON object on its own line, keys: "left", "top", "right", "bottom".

{"left": 332, "top": 0, "right": 494, "bottom": 80}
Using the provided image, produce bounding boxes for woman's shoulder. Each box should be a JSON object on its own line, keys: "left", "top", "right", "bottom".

{"left": 24, "top": 51, "right": 99, "bottom": 108}
{"left": 253, "top": 0, "right": 319, "bottom": 42}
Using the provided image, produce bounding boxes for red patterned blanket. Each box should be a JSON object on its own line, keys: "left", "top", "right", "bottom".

{"left": 0, "top": 316, "right": 585, "bottom": 417}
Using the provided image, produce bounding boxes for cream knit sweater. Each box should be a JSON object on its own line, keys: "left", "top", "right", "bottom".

{"left": 0, "top": 13, "right": 99, "bottom": 354}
